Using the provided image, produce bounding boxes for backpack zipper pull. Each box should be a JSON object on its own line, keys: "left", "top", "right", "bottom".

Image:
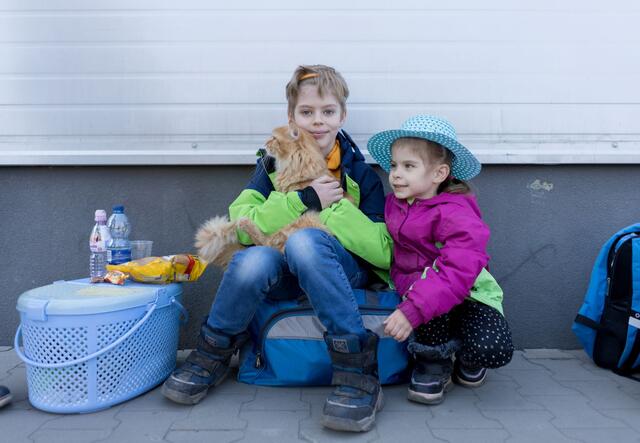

{"left": 255, "top": 352, "right": 263, "bottom": 368}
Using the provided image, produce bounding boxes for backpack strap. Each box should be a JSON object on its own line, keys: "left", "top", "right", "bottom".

{"left": 574, "top": 314, "right": 604, "bottom": 331}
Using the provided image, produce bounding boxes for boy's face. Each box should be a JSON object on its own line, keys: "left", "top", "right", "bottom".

{"left": 290, "top": 84, "right": 346, "bottom": 156}
{"left": 389, "top": 144, "right": 449, "bottom": 201}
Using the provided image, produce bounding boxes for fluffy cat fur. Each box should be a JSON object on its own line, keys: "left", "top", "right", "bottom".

{"left": 195, "top": 123, "right": 334, "bottom": 268}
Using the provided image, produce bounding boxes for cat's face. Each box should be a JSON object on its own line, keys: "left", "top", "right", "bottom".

{"left": 265, "top": 124, "right": 320, "bottom": 161}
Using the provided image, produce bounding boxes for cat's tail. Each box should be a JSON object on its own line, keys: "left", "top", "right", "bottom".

{"left": 194, "top": 215, "right": 244, "bottom": 268}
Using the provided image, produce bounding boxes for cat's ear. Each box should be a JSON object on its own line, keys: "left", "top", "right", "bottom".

{"left": 288, "top": 122, "right": 300, "bottom": 140}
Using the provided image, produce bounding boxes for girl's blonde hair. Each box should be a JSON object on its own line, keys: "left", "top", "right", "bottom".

{"left": 392, "top": 137, "right": 471, "bottom": 194}
{"left": 285, "top": 65, "right": 349, "bottom": 118}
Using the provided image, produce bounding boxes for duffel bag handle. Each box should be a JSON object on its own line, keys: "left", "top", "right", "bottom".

{"left": 14, "top": 300, "right": 158, "bottom": 369}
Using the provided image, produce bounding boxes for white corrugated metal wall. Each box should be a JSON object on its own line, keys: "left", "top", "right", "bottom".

{"left": 1, "top": 0, "right": 638, "bottom": 165}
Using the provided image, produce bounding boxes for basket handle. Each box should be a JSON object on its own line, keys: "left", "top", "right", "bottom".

{"left": 14, "top": 301, "right": 157, "bottom": 369}
{"left": 172, "top": 297, "right": 189, "bottom": 325}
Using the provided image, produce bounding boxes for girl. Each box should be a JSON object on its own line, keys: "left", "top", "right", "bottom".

{"left": 368, "top": 115, "right": 513, "bottom": 405}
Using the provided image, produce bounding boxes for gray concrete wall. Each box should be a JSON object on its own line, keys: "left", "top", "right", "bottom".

{"left": 2, "top": 165, "right": 639, "bottom": 349}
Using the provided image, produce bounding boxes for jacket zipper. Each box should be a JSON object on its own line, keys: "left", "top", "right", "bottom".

{"left": 254, "top": 305, "right": 394, "bottom": 368}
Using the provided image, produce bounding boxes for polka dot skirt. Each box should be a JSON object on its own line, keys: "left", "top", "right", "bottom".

{"left": 414, "top": 300, "right": 514, "bottom": 369}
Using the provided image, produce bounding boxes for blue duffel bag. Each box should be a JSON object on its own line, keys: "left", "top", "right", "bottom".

{"left": 238, "top": 289, "right": 410, "bottom": 386}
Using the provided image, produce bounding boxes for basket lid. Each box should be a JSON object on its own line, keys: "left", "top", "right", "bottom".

{"left": 17, "top": 279, "right": 182, "bottom": 319}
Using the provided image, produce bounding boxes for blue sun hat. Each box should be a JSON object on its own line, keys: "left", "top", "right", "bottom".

{"left": 367, "top": 115, "right": 481, "bottom": 180}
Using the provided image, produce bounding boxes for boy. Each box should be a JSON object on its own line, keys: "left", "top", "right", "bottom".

{"left": 162, "top": 65, "right": 392, "bottom": 432}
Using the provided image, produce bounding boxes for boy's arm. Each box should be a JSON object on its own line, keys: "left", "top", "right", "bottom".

{"left": 319, "top": 199, "right": 393, "bottom": 270}
{"left": 318, "top": 168, "right": 392, "bottom": 270}
{"left": 398, "top": 209, "right": 490, "bottom": 328}
{"left": 228, "top": 159, "right": 308, "bottom": 245}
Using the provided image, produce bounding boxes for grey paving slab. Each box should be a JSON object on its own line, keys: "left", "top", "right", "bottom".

{"left": 170, "top": 393, "right": 252, "bottom": 431}
{"left": 528, "top": 357, "right": 612, "bottom": 381}
{"left": 242, "top": 385, "right": 308, "bottom": 411}
{"left": 238, "top": 410, "right": 308, "bottom": 442}
{"left": 528, "top": 395, "right": 631, "bottom": 429}
{"left": 560, "top": 428, "right": 640, "bottom": 443}
{"left": 499, "top": 369, "right": 582, "bottom": 396}
{"left": 40, "top": 405, "right": 122, "bottom": 430}
{"left": 99, "top": 410, "right": 191, "bottom": 443}
{"left": 0, "top": 408, "right": 57, "bottom": 443}
{"left": 374, "top": 411, "right": 442, "bottom": 442}
{"left": 558, "top": 379, "right": 640, "bottom": 409}
{"left": 0, "top": 363, "right": 31, "bottom": 410}
{"left": 32, "top": 429, "right": 113, "bottom": 443}
{"left": 165, "top": 429, "right": 245, "bottom": 443}
{"left": 599, "top": 409, "right": 640, "bottom": 433}
{"left": 523, "top": 349, "right": 578, "bottom": 360}
{"left": 428, "top": 395, "right": 505, "bottom": 430}
{"left": 430, "top": 428, "right": 510, "bottom": 442}
{"left": 3, "top": 349, "right": 640, "bottom": 442}
{"left": 482, "top": 410, "right": 578, "bottom": 442}
{"left": 474, "top": 381, "right": 546, "bottom": 411}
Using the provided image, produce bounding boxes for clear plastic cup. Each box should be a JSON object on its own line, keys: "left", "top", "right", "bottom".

{"left": 130, "top": 240, "right": 153, "bottom": 260}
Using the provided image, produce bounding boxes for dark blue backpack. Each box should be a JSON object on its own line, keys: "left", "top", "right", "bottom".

{"left": 573, "top": 223, "right": 640, "bottom": 379}
{"left": 238, "top": 289, "right": 410, "bottom": 386}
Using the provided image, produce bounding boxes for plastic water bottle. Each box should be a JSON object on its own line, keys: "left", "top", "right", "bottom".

{"left": 90, "top": 209, "right": 112, "bottom": 282}
{"left": 107, "top": 205, "right": 132, "bottom": 264}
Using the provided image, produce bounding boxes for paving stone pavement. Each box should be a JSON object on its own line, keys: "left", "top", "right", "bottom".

{"left": 1, "top": 347, "right": 640, "bottom": 442}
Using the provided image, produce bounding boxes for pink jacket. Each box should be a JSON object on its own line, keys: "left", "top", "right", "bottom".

{"left": 385, "top": 192, "right": 490, "bottom": 328}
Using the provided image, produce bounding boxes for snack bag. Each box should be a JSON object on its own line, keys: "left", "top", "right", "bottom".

{"left": 103, "top": 270, "right": 128, "bottom": 285}
{"left": 106, "top": 254, "right": 207, "bottom": 283}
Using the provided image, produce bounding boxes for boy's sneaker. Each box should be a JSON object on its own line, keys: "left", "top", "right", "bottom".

{"left": 453, "top": 359, "right": 487, "bottom": 388}
{"left": 0, "top": 385, "right": 12, "bottom": 409}
{"left": 407, "top": 358, "right": 453, "bottom": 405}
{"left": 162, "top": 324, "right": 248, "bottom": 405}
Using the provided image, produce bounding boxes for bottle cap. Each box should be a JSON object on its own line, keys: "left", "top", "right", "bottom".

{"left": 94, "top": 209, "right": 107, "bottom": 222}
{"left": 112, "top": 205, "right": 124, "bottom": 213}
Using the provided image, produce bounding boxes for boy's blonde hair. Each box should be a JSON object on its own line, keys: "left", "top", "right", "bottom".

{"left": 286, "top": 65, "right": 349, "bottom": 118}
{"left": 392, "top": 137, "right": 471, "bottom": 195}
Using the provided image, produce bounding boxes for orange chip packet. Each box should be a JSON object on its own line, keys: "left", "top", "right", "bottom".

{"left": 103, "top": 270, "right": 128, "bottom": 285}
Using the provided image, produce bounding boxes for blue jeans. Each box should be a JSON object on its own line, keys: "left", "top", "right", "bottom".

{"left": 207, "top": 228, "right": 369, "bottom": 340}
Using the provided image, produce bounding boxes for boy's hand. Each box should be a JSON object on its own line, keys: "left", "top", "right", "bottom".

{"left": 383, "top": 309, "right": 413, "bottom": 342}
{"left": 310, "top": 176, "right": 343, "bottom": 209}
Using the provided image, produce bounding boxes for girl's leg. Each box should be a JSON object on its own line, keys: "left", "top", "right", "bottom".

{"left": 455, "top": 300, "right": 514, "bottom": 369}
{"left": 452, "top": 300, "right": 514, "bottom": 387}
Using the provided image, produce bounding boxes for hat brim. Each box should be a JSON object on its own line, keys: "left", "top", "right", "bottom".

{"left": 367, "top": 129, "right": 481, "bottom": 180}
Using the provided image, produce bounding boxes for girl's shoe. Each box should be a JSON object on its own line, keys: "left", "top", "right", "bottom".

{"left": 407, "top": 358, "right": 453, "bottom": 405}
{"left": 453, "top": 359, "right": 487, "bottom": 388}
{"left": 0, "top": 385, "right": 12, "bottom": 409}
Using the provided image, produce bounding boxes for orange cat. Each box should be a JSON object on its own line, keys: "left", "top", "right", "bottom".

{"left": 195, "top": 123, "right": 334, "bottom": 268}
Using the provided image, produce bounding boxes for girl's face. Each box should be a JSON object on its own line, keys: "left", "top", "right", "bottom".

{"left": 389, "top": 144, "right": 449, "bottom": 201}
{"left": 290, "top": 84, "right": 346, "bottom": 156}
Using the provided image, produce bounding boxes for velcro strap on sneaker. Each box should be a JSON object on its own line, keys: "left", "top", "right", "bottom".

{"left": 197, "top": 336, "right": 236, "bottom": 359}
{"left": 416, "top": 359, "right": 452, "bottom": 376}
{"left": 328, "top": 349, "right": 375, "bottom": 369}
{"left": 185, "top": 350, "right": 223, "bottom": 374}
{"left": 331, "top": 371, "right": 379, "bottom": 394}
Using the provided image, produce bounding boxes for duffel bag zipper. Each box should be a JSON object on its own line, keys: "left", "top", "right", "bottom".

{"left": 254, "top": 305, "right": 394, "bottom": 369}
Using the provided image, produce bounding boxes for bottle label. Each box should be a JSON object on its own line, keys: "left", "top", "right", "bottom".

{"left": 90, "top": 240, "right": 107, "bottom": 252}
{"left": 108, "top": 248, "right": 132, "bottom": 264}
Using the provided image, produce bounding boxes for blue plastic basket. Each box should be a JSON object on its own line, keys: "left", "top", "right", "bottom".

{"left": 15, "top": 279, "right": 187, "bottom": 413}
